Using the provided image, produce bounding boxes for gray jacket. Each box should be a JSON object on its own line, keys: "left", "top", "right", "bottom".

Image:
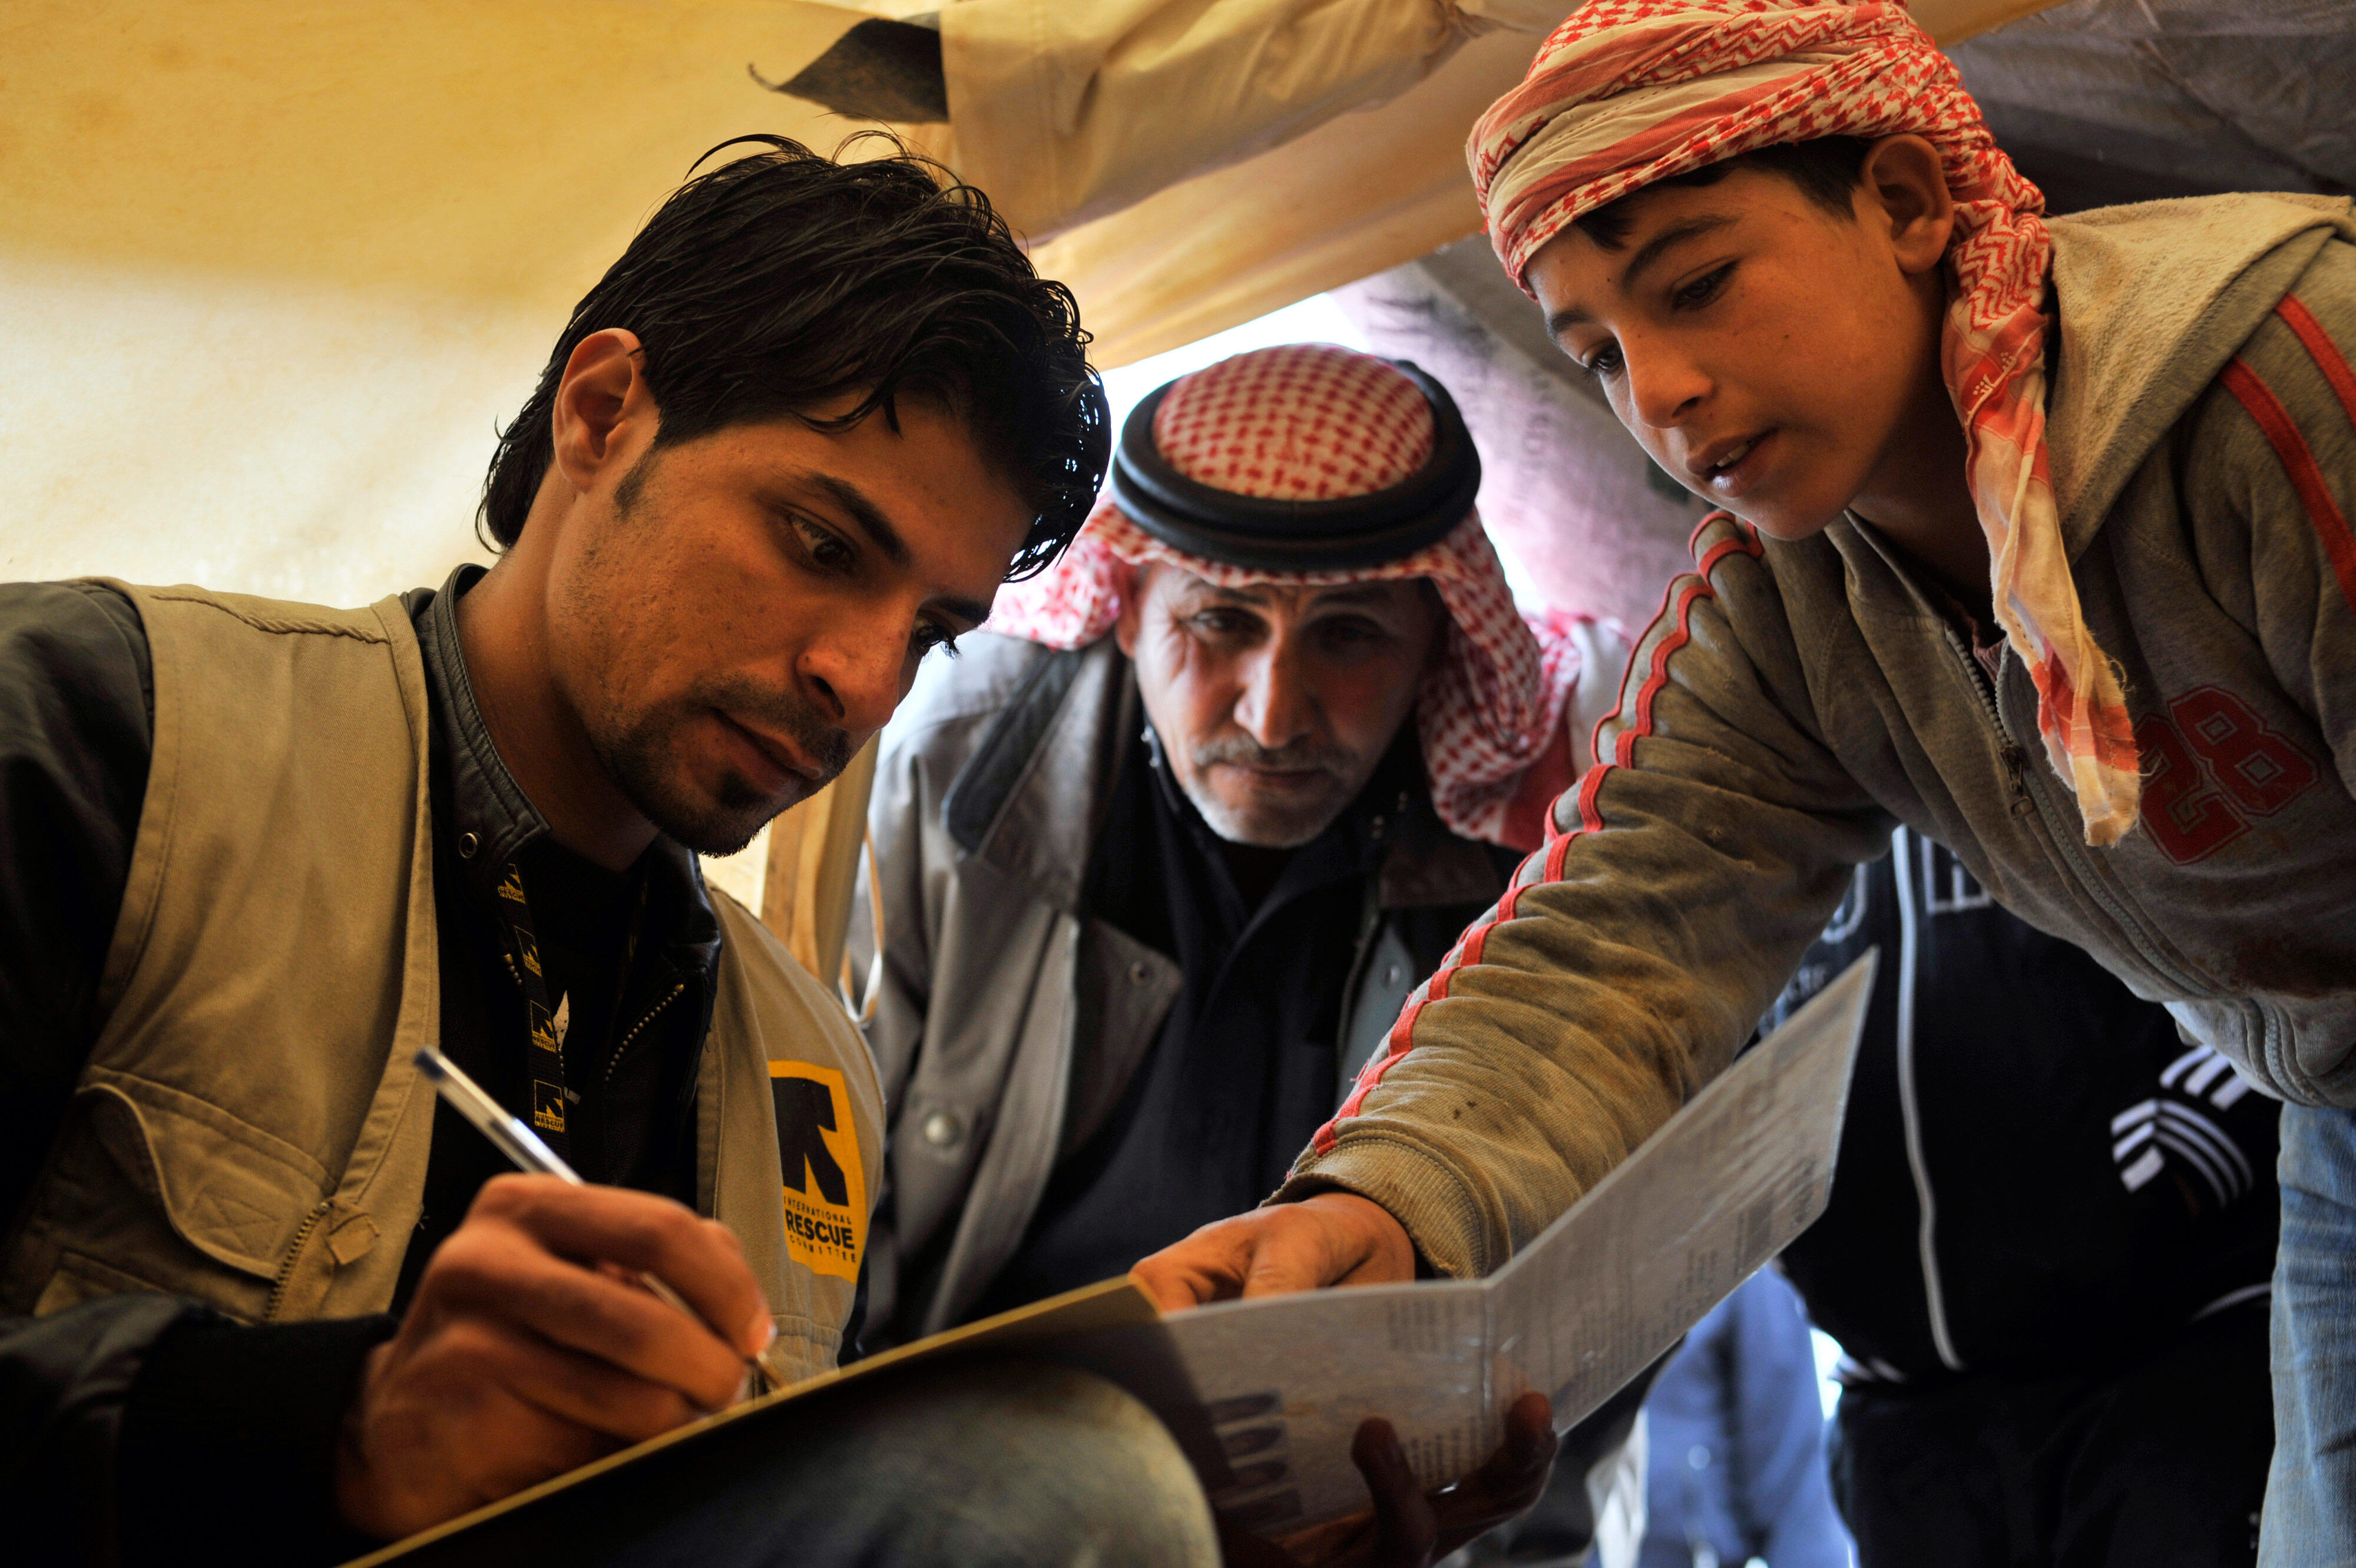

{"left": 853, "top": 631, "right": 1619, "bottom": 1343}
{"left": 1283, "top": 194, "right": 2356, "bottom": 1283}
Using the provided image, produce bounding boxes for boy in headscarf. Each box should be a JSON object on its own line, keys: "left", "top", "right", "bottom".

{"left": 1134, "top": 4, "right": 2355, "bottom": 1561}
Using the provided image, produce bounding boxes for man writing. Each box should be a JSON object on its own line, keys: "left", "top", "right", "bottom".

{"left": 0, "top": 135, "right": 1228, "bottom": 1566}
{"left": 1137, "top": 2, "right": 2354, "bottom": 1559}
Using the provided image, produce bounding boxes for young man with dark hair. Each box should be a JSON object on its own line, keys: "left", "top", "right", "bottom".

{"left": 1134, "top": 2, "right": 2354, "bottom": 1560}
{"left": 0, "top": 135, "right": 1233, "bottom": 1566}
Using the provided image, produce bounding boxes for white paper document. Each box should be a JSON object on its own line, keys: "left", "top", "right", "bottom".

{"left": 1162, "top": 951, "right": 1874, "bottom": 1533}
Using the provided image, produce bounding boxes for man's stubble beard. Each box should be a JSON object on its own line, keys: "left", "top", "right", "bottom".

{"left": 594, "top": 674, "right": 855, "bottom": 856}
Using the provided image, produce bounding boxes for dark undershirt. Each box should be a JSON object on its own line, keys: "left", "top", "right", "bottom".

{"left": 969, "top": 726, "right": 1408, "bottom": 1318}
{"left": 395, "top": 828, "right": 677, "bottom": 1312}
{"left": 396, "top": 583, "right": 710, "bottom": 1310}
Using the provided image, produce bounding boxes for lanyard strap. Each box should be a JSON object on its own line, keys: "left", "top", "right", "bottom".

{"left": 494, "top": 861, "right": 572, "bottom": 1162}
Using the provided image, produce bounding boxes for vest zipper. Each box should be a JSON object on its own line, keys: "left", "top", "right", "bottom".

{"left": 264, "top": 1199, "right": 335, "bottom": 1321}
{"left": 1333, "top": 886, "right": 1387, "bottom": 1086}
{"left": 604, "top": 981, "right": 686, "bottom": 1085}
{"left": 1331, "top": 799, "right": 1405, "bottom": 1093}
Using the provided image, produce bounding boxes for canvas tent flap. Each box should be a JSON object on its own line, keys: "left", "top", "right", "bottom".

{"left": 898, "top": 0, "right": 2063, "bottom": 364}
{"left": 938, "top": 0, "right": 1567, "bottom": 243}
{"left": 1021, "top": 21, "right": 1563, "bottom": 369}
{"left": 855, "top": 0, "right": 1581, "bottom": 366}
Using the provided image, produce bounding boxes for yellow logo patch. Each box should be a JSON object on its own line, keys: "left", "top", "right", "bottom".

{"left": 768, "top": 1060, "right": 866, "bottom": 1281}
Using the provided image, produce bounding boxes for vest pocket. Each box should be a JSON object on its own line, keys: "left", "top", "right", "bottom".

{"left": 74, "top": 1074, "right": 336, "bottom": 1281}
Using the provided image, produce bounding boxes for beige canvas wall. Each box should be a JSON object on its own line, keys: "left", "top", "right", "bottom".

{"left": 942, "top": 0, "right": 2063, "bottom": 365}
{"left": 4, "top": 0, "right": 2067, "bottom": 602}
{"left": 1, "top": 1, "right": 861, "bottom": 600}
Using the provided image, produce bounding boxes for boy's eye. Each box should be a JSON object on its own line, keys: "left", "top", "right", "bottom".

{"left": 1580, "top": 342, "right": 1624, "bottom": 379}
{"left": 1673, "top": 263, "right": 1734, "bottom": 309}
{"left": 912, "top": 620, "right": 961, "bottom": 659}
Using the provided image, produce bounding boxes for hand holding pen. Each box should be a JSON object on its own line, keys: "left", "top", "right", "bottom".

{"left": 332, "top": 1048, "right": 786, "bottom": 1541}
{"left": 412, "top": 1044, "right": 795, "bottom": 1394}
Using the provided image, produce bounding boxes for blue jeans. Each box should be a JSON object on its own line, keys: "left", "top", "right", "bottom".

{"left": 391, "top": 1358, "right": 1220, "bottom": 1567}
{"left": 2264, "top": 1104, "right": 2356, "bottom": 1567}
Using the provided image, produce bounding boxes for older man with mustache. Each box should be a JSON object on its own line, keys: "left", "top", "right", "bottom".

{"left": 854, "top": 342, "right": 1633, "bottom": 1556}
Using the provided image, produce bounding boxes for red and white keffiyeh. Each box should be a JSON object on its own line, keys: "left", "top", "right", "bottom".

{"left": 988, "top": 343, "right": 1587, "bottom": 849}
{"left": 1468, "top": 0, "right": 2142, "bottom": 845}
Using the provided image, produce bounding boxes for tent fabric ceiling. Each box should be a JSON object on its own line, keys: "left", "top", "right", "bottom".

{"left": 1948, "top": 0, "right": 2355, "bottom": 212}
{"left": 869, "top": 0, "right": 2062, "bottom": 366}
{"left": 1, "top": 1, "right": 870, "bottom": 603}
{"left": 8, "top": 0, "right": 2347, "bottom": 613}
{"left": 773, "top": 0, "right": 2350, "bottom": 369}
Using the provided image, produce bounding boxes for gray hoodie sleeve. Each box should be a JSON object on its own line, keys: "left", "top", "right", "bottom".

{"left": 1278, "top": 517, "right": 1894, "bottom": 1278}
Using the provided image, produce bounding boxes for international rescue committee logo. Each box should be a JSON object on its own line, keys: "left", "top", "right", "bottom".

{"left": 768, "top": 1060, "right": 866, "bottom": 1282}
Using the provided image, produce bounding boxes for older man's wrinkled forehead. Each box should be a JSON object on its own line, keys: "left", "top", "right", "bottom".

{"left": 1141, "top": 564, "right": 1430, "bottom": 613}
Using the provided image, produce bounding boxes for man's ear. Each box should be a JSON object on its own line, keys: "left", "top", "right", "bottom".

{"left": 549, "top": 328, "right": 656, "bottom": 495}
{"left": 1858, "top": 134, "right": 1955, "bottom": 277}
{"left": 1113, "top": 563, "right": 1151, "bottom": 657}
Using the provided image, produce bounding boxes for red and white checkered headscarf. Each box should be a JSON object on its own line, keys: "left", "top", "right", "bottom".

{"left": 1468, "top": 0, "right": 2142, "bottom": 846}
{"left": 988, "top": 343, "right": 1589, "bottom": 850}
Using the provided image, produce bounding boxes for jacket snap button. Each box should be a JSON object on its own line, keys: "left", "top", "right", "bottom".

{"left": 921, "top": 1110, "right": 962, "bottom": 1149}
{"left": 458, "top": 831, "right": 480, "bottom": 859}
{"left": 1382, "top": 963, "right": 1404, "bottom": 987}
{"left": 1129, "top": 961, "right": 1150, "bottom": 984}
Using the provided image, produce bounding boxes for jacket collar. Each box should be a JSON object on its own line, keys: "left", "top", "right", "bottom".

{"left": 1827, "top": 514, "right": 1952, "bottom": 627}
{"left": 405, "top": 565, "right": 723, "bottom": 981}
{"left": 409, "top": 565, "right": 546, "bottom": 899}
{"left": 942, "top": 636, "right": 1504, "bottom": 914}
{"left": 943, "top": 637, "right": 1137, "bottom": 911}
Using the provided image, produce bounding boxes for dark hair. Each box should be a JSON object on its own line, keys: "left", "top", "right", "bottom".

{"left": 1573, "top": 135, "right": 1872, "bottom": 250}
{"left": 480, "top": 133, "right": 1107, "bottom": 579}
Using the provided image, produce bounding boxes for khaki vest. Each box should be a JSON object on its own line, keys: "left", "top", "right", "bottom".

{"left": 0, "top": 584, "right": 880, "bottom": 1382}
